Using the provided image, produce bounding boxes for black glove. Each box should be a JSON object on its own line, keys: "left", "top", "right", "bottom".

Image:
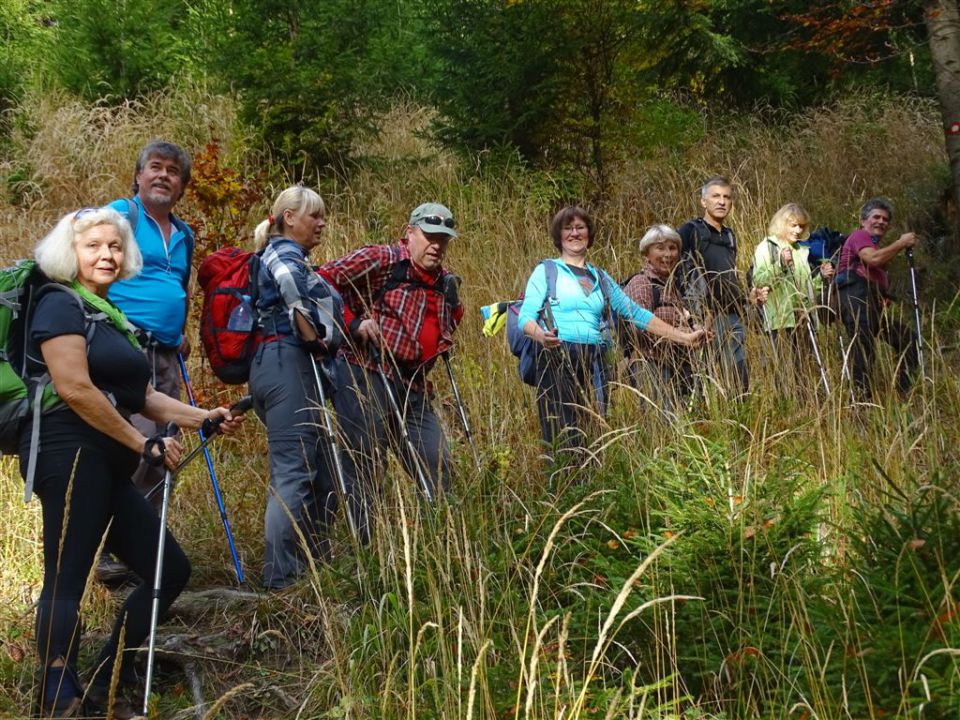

{"left": 142, "top": 434, "right": 166, "bottom": 467}
{"left": 444, "top": 274, "right": 462, "bottom": 308}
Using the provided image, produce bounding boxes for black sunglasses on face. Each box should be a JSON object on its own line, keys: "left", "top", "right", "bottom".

{"left": 419, "top": 215, "right": 456, "bottom": 229}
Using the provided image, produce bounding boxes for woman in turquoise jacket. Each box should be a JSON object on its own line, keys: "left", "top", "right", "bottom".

{"left": 518, "top": 206, "right": 705, "bottom": 461}
{"left": 752, "top": 203, "right": 834, "bottom": 372}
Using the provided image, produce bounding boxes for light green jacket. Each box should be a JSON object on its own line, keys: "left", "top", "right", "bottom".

{"left": 752, "top": 236, "right": 822, "bottom": 331}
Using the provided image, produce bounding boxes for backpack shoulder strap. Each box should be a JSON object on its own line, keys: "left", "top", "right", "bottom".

{"left": 21, "top": 283, "right": 103, "bottom": 504}
{"left": 593, "top": 266, "right": 613, "bottom": 301}
{"left": 693, "top": 219, "right": 711, "bottom": 256}
{"left": 542, "top": 260, "right": 559, "bottom": 301}
{"left": 125, "top": 198, "right": 139, "bottom": 234}
{"left": 171, "top": 213, "right": 195, "bottom": 259}
{"left": 34, "top": 284, "right": 104, "bottom": 343}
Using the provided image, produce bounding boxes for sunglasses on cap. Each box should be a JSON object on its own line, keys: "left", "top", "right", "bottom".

{"left": 418, "top": 215, "right": 456, "bottom": 230}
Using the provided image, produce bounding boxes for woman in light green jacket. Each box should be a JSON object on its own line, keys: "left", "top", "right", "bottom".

{"left": 752, "top": 203, "right": 834, "bottom": 357}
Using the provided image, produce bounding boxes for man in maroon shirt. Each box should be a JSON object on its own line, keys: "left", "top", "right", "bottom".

{"left": 836, "top": 197, "right": 919, "bottom": 397}
{"left": 319, "top": 202, "right": 463, "bottom": 541}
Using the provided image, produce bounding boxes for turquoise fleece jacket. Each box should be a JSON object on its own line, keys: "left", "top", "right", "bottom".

{"left": 517, "top": 258, "right": 653, "bottom": 345}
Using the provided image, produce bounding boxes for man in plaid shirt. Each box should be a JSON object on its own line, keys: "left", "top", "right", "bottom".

{"left": 319, "top": 202, "right": 463, "bottom": 541}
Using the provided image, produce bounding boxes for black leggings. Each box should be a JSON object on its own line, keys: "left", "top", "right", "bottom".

{"left": 25, "top": 439, "right": 190, "bottom": 687}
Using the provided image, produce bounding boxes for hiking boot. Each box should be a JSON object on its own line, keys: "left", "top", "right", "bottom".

{"left": 93, "top": 557, "right": 135, "bottom": 589}
{"left": 36, "top": 665, "right": 83, "bottom": 718}
{"left": 84, "top": 683, "right": 138, "bottom": 720}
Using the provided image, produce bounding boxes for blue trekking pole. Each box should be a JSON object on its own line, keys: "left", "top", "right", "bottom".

{"left": 177, "top": 354, "right": 245, "bottom": 584}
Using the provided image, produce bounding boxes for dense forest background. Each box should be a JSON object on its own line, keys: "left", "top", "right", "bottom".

{"left": 0, "top": 0, "right": 955, "bottom": 195}
{"left": 1, "top": 2, "right": 960, "bottom": 719}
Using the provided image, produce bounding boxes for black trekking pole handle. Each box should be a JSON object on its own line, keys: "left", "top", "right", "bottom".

{"left": 175, "top": 395, "right": 253, "bottom": 475}
{"left": 199, "top": 395, "right": 254, "bottom": 439}
{"left": 145, "top": 395, "right": 252, "bottom": 499}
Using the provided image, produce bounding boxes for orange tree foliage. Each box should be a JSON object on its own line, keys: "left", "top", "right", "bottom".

{"left": 782, "top": 0, "right": 925, "bottom": 68}
{"left": 182, "top": 140, "right": 266, "bottom": 404}
{"left": 186, "top": 140, "right": 267, "bottom": 258}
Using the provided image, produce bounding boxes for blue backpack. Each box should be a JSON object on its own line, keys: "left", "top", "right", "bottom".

{"left": 506, "top": 261, "right": 559, "bottom": 386}
{"left": 800, "top": 226, "right": 845, "bottom": 266}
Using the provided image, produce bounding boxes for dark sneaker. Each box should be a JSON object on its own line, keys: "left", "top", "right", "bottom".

{"left": 84, "top": 683, "right": 139, "bottom": 720}
{"left": 37, "top": 666, "right": 83, "bottom": 718}
{"left": 93, "top": 557, "right": 135, "bottom": 589}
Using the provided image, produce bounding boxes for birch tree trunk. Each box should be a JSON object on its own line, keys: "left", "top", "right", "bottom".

{"left": 925, "top": 0, "right": 960, "bottom": 236}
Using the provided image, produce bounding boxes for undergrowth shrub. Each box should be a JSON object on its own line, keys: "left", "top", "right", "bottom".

{"left": 824, "top": 472, "right": 960, "bottom": 718}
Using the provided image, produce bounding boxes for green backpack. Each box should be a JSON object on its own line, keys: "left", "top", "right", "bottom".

{"left": 0, "top": 260, "right": 102, "bottom": 501}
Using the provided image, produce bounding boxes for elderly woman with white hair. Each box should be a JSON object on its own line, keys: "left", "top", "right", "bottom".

{"left": 22, "top": 207, "right": 241, "bottom": 718}
{"left": 622, "top": 224, "right": 700, "bottom": 413}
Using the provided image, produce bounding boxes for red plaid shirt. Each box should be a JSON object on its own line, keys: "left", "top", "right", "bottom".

{"left": 318, "top": 243, "right": 463, "bottom": 390}
{"left": 622, "top": 265, "right": 694, "bottom": 365}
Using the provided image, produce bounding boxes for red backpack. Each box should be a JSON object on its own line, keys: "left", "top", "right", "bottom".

{"left": 198, "top": 247, "right": 262, "bottom": 384}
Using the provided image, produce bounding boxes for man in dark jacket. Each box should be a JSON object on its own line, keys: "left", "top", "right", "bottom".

{"left": 678, "top": 176, "right": 749, "bottom": 394}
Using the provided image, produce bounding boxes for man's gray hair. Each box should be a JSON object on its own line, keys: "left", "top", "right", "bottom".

{"left": 132, "top": 140, "right": 192, "bottom": 196}
{"left": 859, "top": 197, "right": 894, "bottom": 222}
{"left": 700, "top": 175, "right": 732, "bottom": 199}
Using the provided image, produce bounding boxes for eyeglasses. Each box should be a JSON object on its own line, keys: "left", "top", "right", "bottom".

{"left": 419, "top": 215, "right": 456, "bottom": 230}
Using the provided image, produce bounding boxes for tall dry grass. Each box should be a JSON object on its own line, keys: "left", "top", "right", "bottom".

{"left": 0, "top": 77, "right": 243, "bottom": 264}
{"left": 0, "top": 85, "right": 957, "bottom": 718}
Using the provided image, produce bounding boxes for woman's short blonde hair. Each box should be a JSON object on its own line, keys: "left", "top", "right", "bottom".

{"left": 35, "top": 207, "right": 143, "bottom": 283}
{"left": 254, "top": 186, "right": 326, "bottom": 250}
{"left": 767, "top": 203, "right": 810, "bottom": 241}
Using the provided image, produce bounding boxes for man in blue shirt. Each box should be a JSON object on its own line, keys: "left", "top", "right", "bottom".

{"left": 108, "top": 141, "right": 194, "bottom": 505}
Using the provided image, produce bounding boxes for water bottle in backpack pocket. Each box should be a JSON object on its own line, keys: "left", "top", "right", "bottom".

{"left": 198, "top": 248, "right": 263, "bottom": 384}
{"left": 226, "top": 294, "right": 255, "bottom": 331}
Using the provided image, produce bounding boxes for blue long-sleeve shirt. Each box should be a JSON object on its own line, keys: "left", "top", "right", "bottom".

{"left": 107, "top": 196, "right": 193, "bottom": 347}
{"left": 517, "top": 259, "right": 652, "bottom": 345}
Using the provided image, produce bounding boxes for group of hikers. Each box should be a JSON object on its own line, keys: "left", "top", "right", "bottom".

{"left": 14, "top": 140, "right": 923, "bottom": 718}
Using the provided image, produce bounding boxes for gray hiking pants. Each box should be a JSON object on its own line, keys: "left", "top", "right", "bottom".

{"left": 250, "top": 339, "right": 337, "bottom": 589}
{"left": 130, "top": 344, "right": 181, "bottom": 505}
{"left": 332, "top": 360, "right": 450, "bottom": 544}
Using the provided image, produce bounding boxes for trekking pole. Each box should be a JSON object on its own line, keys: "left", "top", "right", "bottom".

{"left": 442, "top": 351, "right": 481, "bottom": 472}
{"left": 368, "top": 345, "right": 434, "bottom": 501}
{"left": 308, "top": 354, "right": 358, "bottom": 541}
{"left": 799, "top": 276, "right": 830, "bottom": 396}
{"left": 143, "top": 421, "right": 178, "bottom": 717}
{"left": 905, "top": 248, "right": 925, "bottom": 379}
{"left": 176, "top": 354, "right": 246, "bottom": 584}
{"left": 172, "top": 396, "right": 254, "bottom": 475}
{"left": 143, "top": 398, "right": 253, "bottom": 491}
{"left": 758, "top": 302, "right": 779, "bottom": 361}
{"left": 803, "top": 311, "right": 831, "bottom": 395}
{"left": 541, "top": 301, "right": 580, "bottom": 387}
